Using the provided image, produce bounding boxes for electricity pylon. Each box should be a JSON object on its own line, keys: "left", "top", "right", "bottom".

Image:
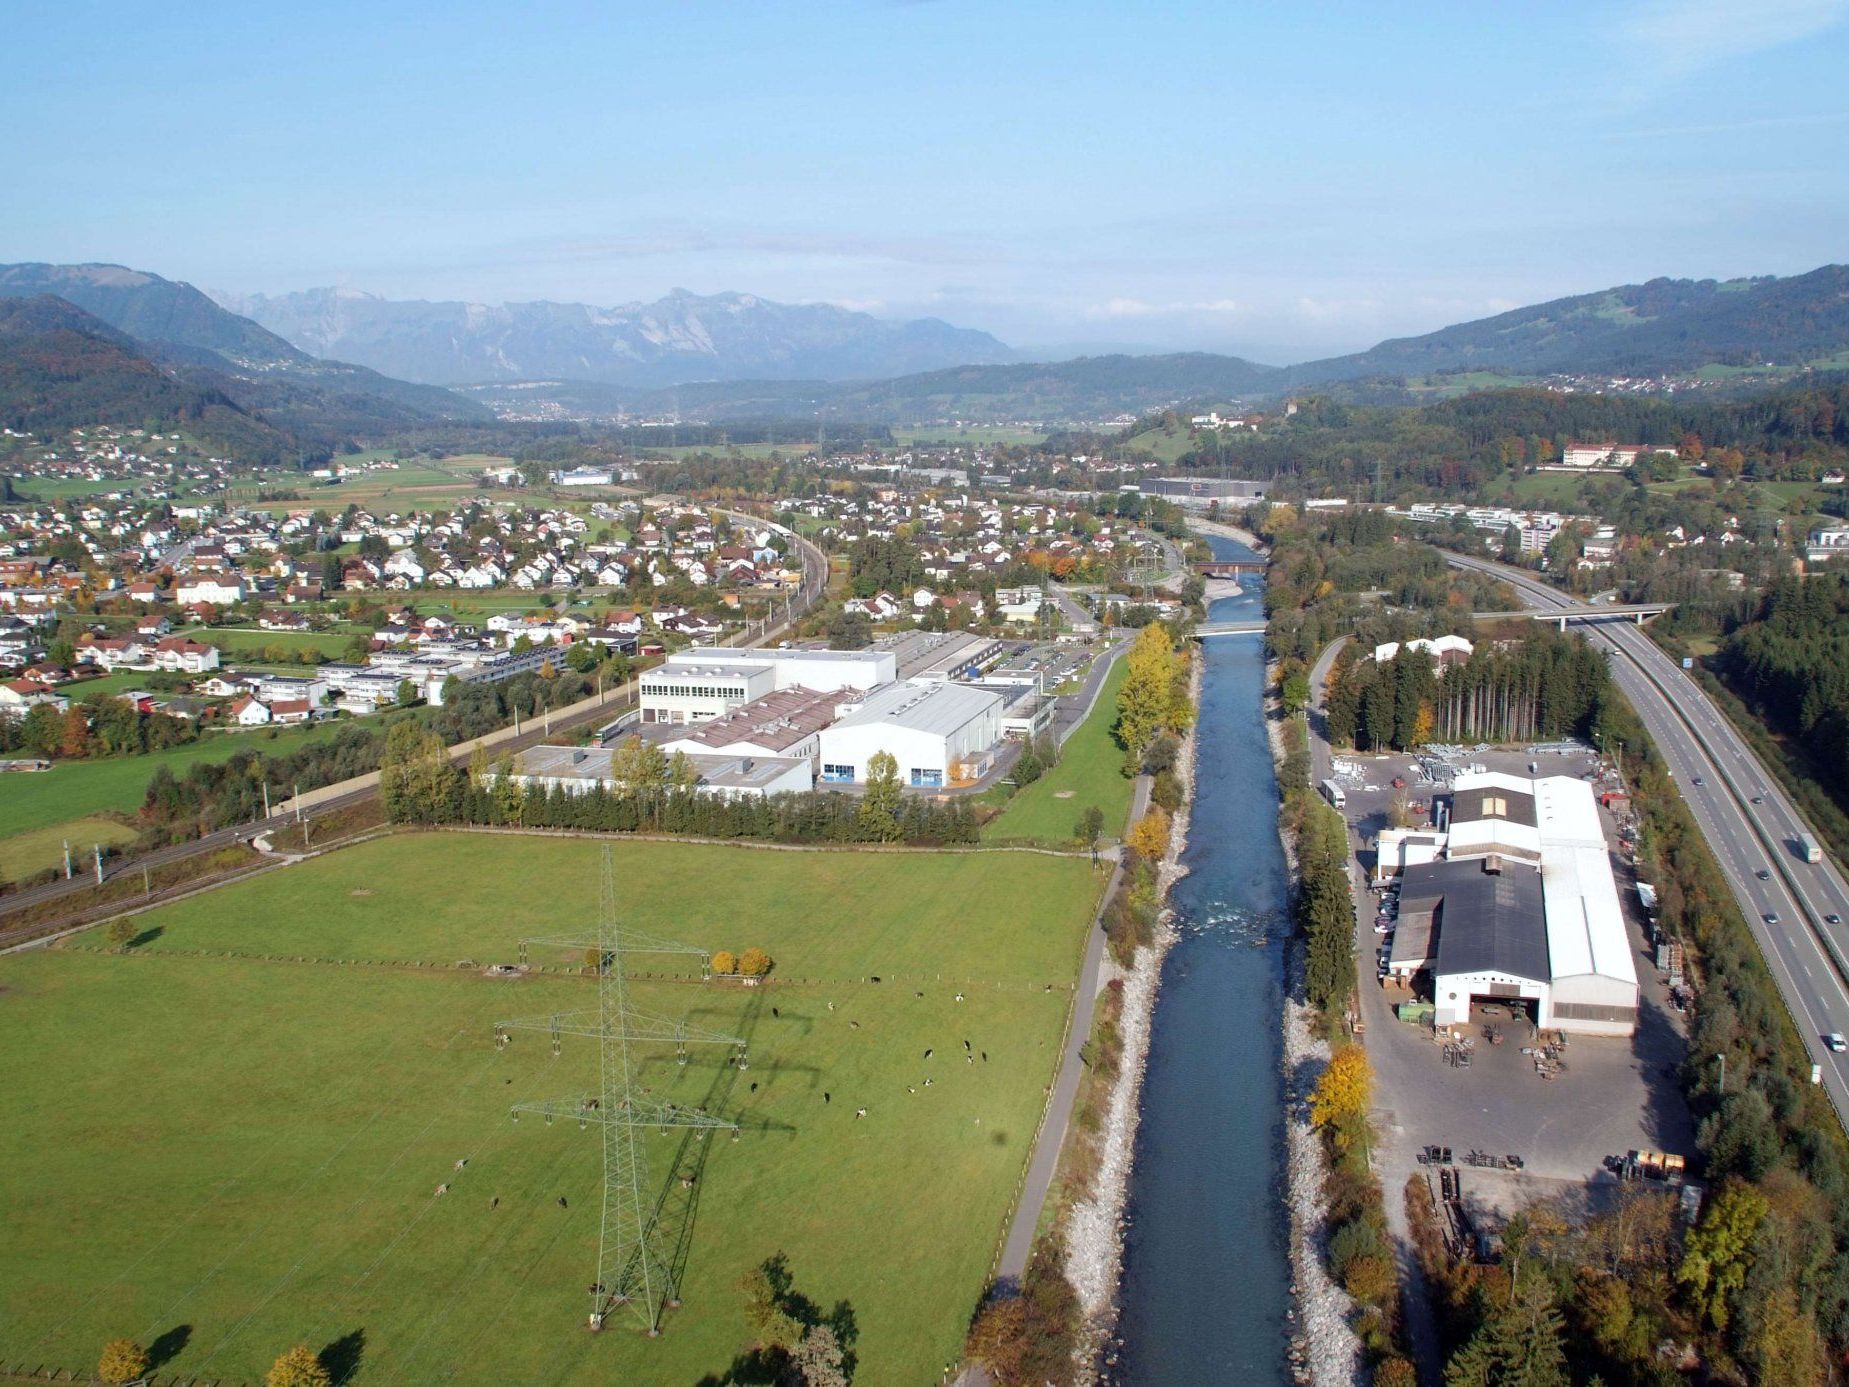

{"left": 497, "top": 847, "right": 747, "bottom": 1334}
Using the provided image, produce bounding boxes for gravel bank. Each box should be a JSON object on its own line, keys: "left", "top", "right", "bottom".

{"left": 1267, "top": 673, "right": 1367, "bottom": 1386}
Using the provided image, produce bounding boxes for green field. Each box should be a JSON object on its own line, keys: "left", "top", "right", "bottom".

{"left": 1501, "top": 471, "right": 1599, "bottom": 506}
{"left": 983, "top": 655, "right": 1134, "bottom": 843}
{"left": 185, "top": 626, "right": 356, "bottom": 659}
{"left": 0, "top": 833, "right": 1098, "bottom": 1385}
{"left": 0, "top": 815, "right": 138, "bottom": 882}
{"left": 1118, "top": 422, "right": 1195, "bottom": 464}
{"left": 0, "top": 722, "right": 345, "bottom": 841}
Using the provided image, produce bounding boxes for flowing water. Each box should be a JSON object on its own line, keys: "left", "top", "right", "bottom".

{"left": 1112, "top": 536, "right": 1294, "bottom": 1385}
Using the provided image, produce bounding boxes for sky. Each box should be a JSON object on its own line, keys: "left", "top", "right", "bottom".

{"left": 4, "top": 0, "right": 1848, "bottom": 363}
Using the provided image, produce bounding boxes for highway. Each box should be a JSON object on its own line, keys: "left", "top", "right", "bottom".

{"left": 0, "top": 512, "right": 829, "bottom": 936}
{"left": 1447, "top": 551, "right": 1849, "bottom": 1123}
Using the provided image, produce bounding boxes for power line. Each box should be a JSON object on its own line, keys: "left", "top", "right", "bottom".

{"left": 496, "top": 846, "right": 746, "bottom": 1335}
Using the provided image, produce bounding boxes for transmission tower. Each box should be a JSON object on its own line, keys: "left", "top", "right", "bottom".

{"left": 497, "top": 847, "right": 747, "bottom": 1335}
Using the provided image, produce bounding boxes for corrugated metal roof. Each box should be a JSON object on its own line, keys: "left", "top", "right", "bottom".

{"left": 828, "top": 679, "right": 1001, "bottom": 737}
{"left": 1415, "top": 857, "right": 1550, "bottom": 984}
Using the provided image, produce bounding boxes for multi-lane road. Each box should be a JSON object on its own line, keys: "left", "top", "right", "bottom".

{"left": 1448, "top": 552, "right": 1849, "bottom": 1121}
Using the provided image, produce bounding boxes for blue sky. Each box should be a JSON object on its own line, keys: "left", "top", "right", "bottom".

{"left": 4, "top": 0, "right": 1848, "bottom": 361}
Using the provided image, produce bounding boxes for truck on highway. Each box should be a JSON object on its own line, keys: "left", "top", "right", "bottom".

{"left": 1798, "top": 832, "right": 1824, "bottom": 865}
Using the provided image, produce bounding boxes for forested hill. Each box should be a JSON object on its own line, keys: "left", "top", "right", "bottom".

{"left": 0, "top": 263, "right": 488, "bottom": 430}
{"left": 1285, "top": 265, "right": 1849, "bottom": 384}
{"left": 1123, "top": 377, "right": 1849, "bottom": 496}
{"left": 0, "top": 295, "right": 298, "bottom": 463}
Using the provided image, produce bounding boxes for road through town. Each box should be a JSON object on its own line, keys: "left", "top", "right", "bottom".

{"left": 1447, "top": 552, "right": 1849, "bottom": 1124}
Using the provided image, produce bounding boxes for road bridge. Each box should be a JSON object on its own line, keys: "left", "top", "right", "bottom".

{"left": 1191, "top": 620, "right": 1267, "bottom": 639}
{"left": 1196, "top": 560, "right": 1265, "bottom": 578}
{"left": 1470, "top": 602, "right": 1673, "bottom": 629}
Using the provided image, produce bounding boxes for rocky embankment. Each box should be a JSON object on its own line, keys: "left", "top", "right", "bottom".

{"left": 1267, "top": 681, "right": 1366, "bottom": 1386}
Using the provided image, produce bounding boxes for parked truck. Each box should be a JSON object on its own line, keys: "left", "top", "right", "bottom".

{"left": 1321, "top": 778, "right": 1347, "bottom": 810}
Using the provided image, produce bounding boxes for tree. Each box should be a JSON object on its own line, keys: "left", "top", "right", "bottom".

{"left": 60, "top": 704, "right": 91, "bottom": 759}
{"left": 826, "top": 609, "right": 873, "bottom": 649}
{"left": 668, "top": 749, "right": 699, "bottom": 791}
{"left": 97, "top": 1338, "right": 149, "bottom": 1384}
{"left": 105, "top": 918, "right": 136, "bottom": 951}
{"left": 1309, "top": 1045, "right": 1371, "bottom": 1147}
{"left": 609, "top": 734, "right": 669, "bottom": 792}
{"left": 738, "top": 946, "right": 772, "bottom": 977}
{"left": 740, "top": 1263, "right": 801, "bottom": 1351}
{"left": 1744, "top": 1284, "right": 1825, "bottom": 1386}
{"left": 792, "top": 1323, "right": 849, "bottom": 1387}
{"left": 1281, "top": 670, "right": 1311, "bottom": 716}
{"left": 1126, "top": 807, "right": 1171, "bottom": 861}
{"left": 711, "top": 949, "right": 738, "bottom": 975}
{"left": 1678, "top": 1179, "right": 1768, "bottom": 1329}
{"left": 1117, "top": 623, "right": 1180, "bottom": 773}
{"left": 266, "top": 1345, "right": 332, "bottom": 1387}
{"left": 857, "top": 750, "right": 902, "bottom": 841}
{"left": 1444, "top": 1272, "right": 1568, "bottom": 1387}
{"left": 1076, "top": 805, "right": 1106, "bottom": 858}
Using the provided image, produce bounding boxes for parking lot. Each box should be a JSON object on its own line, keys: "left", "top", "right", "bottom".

{"left": 1325, "top": 743, "right": 1698, "bottom": 1232}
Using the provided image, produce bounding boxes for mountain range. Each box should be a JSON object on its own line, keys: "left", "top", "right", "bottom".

{"left": 0, "top": 263, "right": 488, "bottom": 444}
{"left": 218, "top": 286, "right": 1017, "bottom": 387}
{"left": 6, "top": 260, "right": 1849, "bottom": 442}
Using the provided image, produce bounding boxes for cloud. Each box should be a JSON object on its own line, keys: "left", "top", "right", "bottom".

{"left": 1619, "top": 0, "right": 1849, "bottom": 77}
{"left": 1084, "top": 296, "right": 1241, "bottom": 319}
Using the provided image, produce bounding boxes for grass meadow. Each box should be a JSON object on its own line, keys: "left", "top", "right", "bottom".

{"left": 982, "top": 656, "right": 1134, "bottom": 844}
{"left": 0, "top": 833, "right": 1101, "bottom": 1386}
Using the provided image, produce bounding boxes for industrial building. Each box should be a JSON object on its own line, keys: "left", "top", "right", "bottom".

{"left": 500, "top": 743, "right": 812, "bottom": 801}
{"left": 1379, "top": 772, "right": 1639, "bottom": 1036}
{"left": 639, "top": 646, "right": 895, "bottom": 724}
{"left": 655, "top": 685, "right": 845, "bottom": 768}
{"left": 817, "top": 680, "right": 1003, "bottom": 788}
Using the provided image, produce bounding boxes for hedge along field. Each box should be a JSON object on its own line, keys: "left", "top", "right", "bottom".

{"left": 0, "top": 832, "right": 1102, "bottom": 1386}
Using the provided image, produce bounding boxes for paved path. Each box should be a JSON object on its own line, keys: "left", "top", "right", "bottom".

{"left": 996, "top": 772, "right": 1151, "bottom": 1284}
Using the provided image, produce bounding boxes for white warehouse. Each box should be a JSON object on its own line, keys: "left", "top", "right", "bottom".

{"left": 639, "top": 647, "right": 896, "bottom": 725}
{"left": 817, "top": 681, "right": 1003, "bottom": 789}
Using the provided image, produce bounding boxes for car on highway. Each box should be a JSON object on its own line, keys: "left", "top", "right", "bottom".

{"left": 1825, "top": 1033, "right": 1847, "bottom": 1053}
{"left": 1757, "top": 869, "right": 1771, "bottom": 881}
{"left": 1693, "top": 776, "right": 1704, "bottom": 786}
{"left": 1764, "top": 911, "right": 1781, "bottom": 925}
{"left": 1751, "top": 795, "right": 1765, "bottom": 805}
{"left": 1828, "top": 914, "right": 1843, "bottom": 926}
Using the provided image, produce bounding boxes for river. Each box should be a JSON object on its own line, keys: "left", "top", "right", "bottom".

{"left": 1112, "top": 536, "right": 1294, "bottom": 1385}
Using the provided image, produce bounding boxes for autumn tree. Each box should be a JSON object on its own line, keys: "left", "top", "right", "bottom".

{"left": 97, "top": 1338, "right": 148, "bottom": 1385}
{"left": 792, "top": 1323, "right": 849, "bottom": 1387}
{"left": 265, "top": 1345, "right": 332, "bottom": 1387}
{"left": 1310, "top": 1045, "right": 1371, "bottom": 1151}
{"left": 857, "top": 750, "right": 902, "bottom": 842}
{"left": 710, "top": 949, "right": 738, "bottom": 975}
{"left": 1117, "top": 623, "right": 1181, "bottom": 774}
{"left": 1677, "top": 1179, "right": 1768, "bottom": 1329}
{"left": 1126, "top": 806, "right": 1171, "bottom": 861}
{"left": 738, "top": 947, "right": 772, "bottom": 977}
{"left": 741, "top": 1261, "right": 801, "bottom": 1351}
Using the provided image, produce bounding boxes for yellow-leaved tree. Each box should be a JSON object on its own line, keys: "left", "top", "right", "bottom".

{"left": 1126, "top": 807, "right": 1171, "bottom": 862}
{"left": 266, "top": 1345, "right": 332, "bottom": 1387}
{"left": 97, "top": 1339, "right": 149, "bottom": 1385}
{"left": 710, "top": 949, "right": 738, "bottom": 975}
{"left": 1310, "top": 1045, "right": 1372, "bottom": 1150}
{"left": 739, "top": 947, "right": 773, "bottom": 977}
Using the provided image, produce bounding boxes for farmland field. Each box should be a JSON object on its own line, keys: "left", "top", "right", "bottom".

{"left": 0, "top": 721, "right": 345, "bottom": 840}
{"left": 0, "top": 832, "right": 1101, "bottom": 1385}
{"left": 0, "top": 815, "right": 138, "bottom": 883}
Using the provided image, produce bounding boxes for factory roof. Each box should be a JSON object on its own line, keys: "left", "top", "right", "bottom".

{"left": 1408, "top": 856, "right": 1551, "bottom": 984}
{"left": 828, "top": 679, "right": 1001, "bottom": 737}
{"left": 660, "top": 686, "right": 845, "bottom": 753}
